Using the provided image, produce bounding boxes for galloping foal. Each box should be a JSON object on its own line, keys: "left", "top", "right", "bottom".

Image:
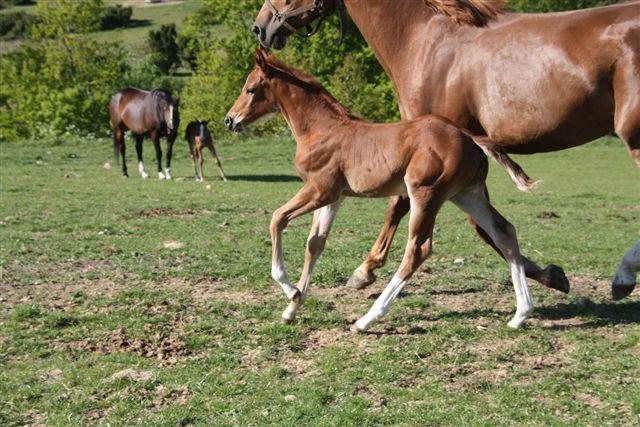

{"left": 226, "top": 50, "right": 539, "bottom": 331}
{"left": 184, "top": 120, "right": 228, "bottom": 182}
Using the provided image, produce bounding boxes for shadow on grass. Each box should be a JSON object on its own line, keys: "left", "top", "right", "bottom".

{"left": 367, "top": 287, "right": 481, "bottom": 300}
{"left": 227, "top": 174, "right": 302, "bottom": 183}
{"left": 535, "top": 300, "right": 640, "bottom": 329}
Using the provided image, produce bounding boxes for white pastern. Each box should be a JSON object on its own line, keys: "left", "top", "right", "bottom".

{"left": 507, "top": 260, "right": 534, "bottom": 329}
{"left": 138, "top": 162, "right": 149, "bottom": 179}
{"left": 164, "top": 168, "right": 172, "bottom": 180}
{"left": 158, "top": 171, "right": 165, "bottom": 179}
{"left": 354, "top": 275, "right": 406, "bottom": 331}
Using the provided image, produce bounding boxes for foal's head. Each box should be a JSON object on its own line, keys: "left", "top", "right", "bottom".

{"left": 225, "top": 50, "right": 279, "bottom": 133}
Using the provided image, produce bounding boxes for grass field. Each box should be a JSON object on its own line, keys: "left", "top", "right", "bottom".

{"left": 1, "top": 135, "right": 639, "bottom": 425}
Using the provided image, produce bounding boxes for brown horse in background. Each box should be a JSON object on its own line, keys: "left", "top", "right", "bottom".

{"left": 253, "top": 0, "right": 640, "bottom": 299}
{"left": 184, "top": 120, "right": 228, "bottom": 182}
{"left": 109, "top": 88, "right": 180, "bottom": 179}
{"left": 226, "top": 51, "right": 539, "bottom": 330}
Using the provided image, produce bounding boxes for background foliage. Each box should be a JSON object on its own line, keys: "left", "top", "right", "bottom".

{"left": 0, "top": 0, "right": 627, "bottom": 141}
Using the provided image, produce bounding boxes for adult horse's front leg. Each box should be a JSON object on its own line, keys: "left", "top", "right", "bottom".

{"left": 613, "top": 240, "right": 639, "bottom": 300}
{"left": 150, "top": 130, "right": 164, "bottom": 179}
{"left": 348, "top": 195, "right": 410, "bottom": 289}
{"left": 164, "top": 137, "right": 174, "bottom": 180}
{"left": 282, "top": 199, "right": 343, "bottom": 323}
{"left": 270, "top": 185, "right": 333, "bottom": 307}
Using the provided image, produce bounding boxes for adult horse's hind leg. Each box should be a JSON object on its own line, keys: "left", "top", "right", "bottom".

{"left": 469, "top": 189, "right": 569, "bottom": 294}
{"left": 134, "top": 134, "right": 149, "bottom": 179}
{"left": 282, "top": 199, "right": 343, "bottom": 323}
{"left": 452, "top": 186, "right": 534, "bottom": 328}
{"left": 114, "top": 127, "right": 128, "bottom": 178}
{"left": 150, "top": 130, "right": 164, "bottom": 179}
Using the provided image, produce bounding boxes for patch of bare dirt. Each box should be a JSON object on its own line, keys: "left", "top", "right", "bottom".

{"left": 134, "top": 208, "right": 212, "bottom": 218}
{"left": 108, "top": 368, "right": 156, "bottom": 383}
{"left": 537, "top": 211, "right": 560, "bottom": 219}
{"left": 55, "top": 327, "right": 192, "bottom": 366}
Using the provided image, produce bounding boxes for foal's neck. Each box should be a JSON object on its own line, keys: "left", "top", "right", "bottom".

{"left": 272, "top": 78, "right": 355, "bottom": 141}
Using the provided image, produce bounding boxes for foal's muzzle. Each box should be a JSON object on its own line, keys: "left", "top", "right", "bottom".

{"left": 225, "top": 115, "right": 243, "bottom": 133}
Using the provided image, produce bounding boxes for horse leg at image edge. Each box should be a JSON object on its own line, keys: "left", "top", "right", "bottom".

{"left": 164, "top": 138, "right": 174, "bottom": 180}
{"left": 612, "top": 240, "right": 640, "bottom": 300}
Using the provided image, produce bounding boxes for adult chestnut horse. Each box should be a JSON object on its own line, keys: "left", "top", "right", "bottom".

{"left": 110, "top": 88, "right": 180, "bottom": 179}
{"left": 253, "top": 0, "right": 640, "bottom": 299}
{"left": 226, "top": 51, "right": 539, "bottom": 330}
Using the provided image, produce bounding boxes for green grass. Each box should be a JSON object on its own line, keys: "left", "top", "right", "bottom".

{"left": 1, "top": 135, "right": 639, "bottom": 425}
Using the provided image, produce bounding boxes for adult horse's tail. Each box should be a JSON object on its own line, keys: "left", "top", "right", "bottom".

{"left": 472, "top": 136, "right": 539, "bottom": 192}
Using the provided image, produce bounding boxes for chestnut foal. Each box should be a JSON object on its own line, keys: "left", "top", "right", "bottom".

{"left": 227, "top": 51, "right": 539, "bottom": 331}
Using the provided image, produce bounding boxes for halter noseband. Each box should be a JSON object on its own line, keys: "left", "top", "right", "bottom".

{"left": 265, "top": 0, "right": 347, "bottom": 46}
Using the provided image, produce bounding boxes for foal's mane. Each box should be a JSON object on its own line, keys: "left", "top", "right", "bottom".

{"left": 423, "top": 0, "right": 507, "bottom": 26}
{"left": 264, "top": 55, "right": 360, "bottom": 122}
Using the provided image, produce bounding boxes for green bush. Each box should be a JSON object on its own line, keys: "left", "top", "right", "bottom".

{"left": 147, "top": 23, "right": 180, "bottom": 74}
{"left": 124, "top": 53, "right": 184, "bottom": 94}
{"left": 100, "top": 4, "right": 132, "bottom": 31}
{"left": 30, "top": 0, "right": 105, "bottom": 39}
{"left": 0, "top": 36, "right": 129, "bottom": 140}
{"left": 509, "top": 0, "right": 619, "bottom": 12}
{"left": 0, "top": 11, "right": 36, "bottom": 41}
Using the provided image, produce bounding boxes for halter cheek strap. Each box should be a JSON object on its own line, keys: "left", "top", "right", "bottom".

{"left": 265, "top": 0, "right": 347, "bottom": 45}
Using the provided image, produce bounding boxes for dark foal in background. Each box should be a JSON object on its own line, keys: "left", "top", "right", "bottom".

{"left": 184, "top": 120, "right": 228, "bottom": 182}
{"left": 109, "top": 88, "right": 180, "bottom": 179}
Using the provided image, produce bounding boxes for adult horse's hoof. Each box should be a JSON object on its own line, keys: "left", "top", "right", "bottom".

{"left": 540, "top": 264, "right": 570, "bottom": 294}
{"left": 612, "top": 284, "right": 636, "bottom": 301}
{"left": 121, "top": 174, "right": 129, "bottom": 179}
{"left": 347, "top": 267, "right": 376, "bottom": 290}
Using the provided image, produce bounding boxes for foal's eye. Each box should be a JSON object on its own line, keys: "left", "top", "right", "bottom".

{"left": 247, "top": 88, "right": 256, "bottom": 94}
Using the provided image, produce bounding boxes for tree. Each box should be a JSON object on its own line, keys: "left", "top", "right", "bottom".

{"left": 30, "top": 0, "right": 105, "bottom": 40}
{"left": 147, "top": 24, "right": 180, "bottom": 75}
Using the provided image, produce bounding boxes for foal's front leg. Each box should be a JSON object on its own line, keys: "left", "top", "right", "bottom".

{"left": 270, "top": 185, "right": 332, "bottom": 303}
{"left": 282, "top": 199, "right": 343, "bottom": 323}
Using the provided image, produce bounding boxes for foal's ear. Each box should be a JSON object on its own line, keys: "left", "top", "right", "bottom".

{"left": 254, "top": 48, "right": 269, "bottom": 71}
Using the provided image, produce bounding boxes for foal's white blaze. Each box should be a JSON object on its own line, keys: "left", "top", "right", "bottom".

{"left": 355, "top": 274, "right": 407, "bottom": 331}
{"left": 138, "top": 161, "right": 149, "bottom": 179}
{"left": 613, "top": 241, "right": 640, "bottom": 286}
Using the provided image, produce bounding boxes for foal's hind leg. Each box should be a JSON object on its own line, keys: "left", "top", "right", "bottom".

{"left": 470, "top": 188, "right": 569, "bottom": 293}
{"left": 612, "top": 241, "right": 639, "bottom": 301}
{"left": 354, "top": 188, "right": 443, "bottom": 332}
{"left": 452, "top": 186, "right": 534, "bottom": 328}
{"left": 134, "top": 134, "right": 149, "bottom": 179}
{"left": 206, "top": 142, "right": 228, "bottom": 181}
{"left": 282, "top": 199, "right": 343, "bottom": 323}
{"left": 188, "top": 141, "right": 199, "bottom": 181}
{"left": 348, "top": 195, "right": 410, "bottom": 289}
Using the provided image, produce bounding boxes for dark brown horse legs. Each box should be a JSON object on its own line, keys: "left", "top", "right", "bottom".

{"left": 150, "top": 131, "right": 164, "bottom": 179}
{"left": 165, "top": 139, "right": 174, "bottom": 180}
{"left": 113, "top": 127, "right": 127, "bottom": 178}
{"left": 134, "top": 134, "right": 149, "bottom": 179}
{"left": 349, "top": 193, "right": 570, "bottom": 293}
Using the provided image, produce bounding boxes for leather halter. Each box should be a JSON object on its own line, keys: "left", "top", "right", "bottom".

{"left": 264, "top": 0, "right": 347, "bottom": 46}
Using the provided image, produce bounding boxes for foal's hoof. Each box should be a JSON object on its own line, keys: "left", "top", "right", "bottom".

{"left": 347, "top": 268, "right": 377, "bottom": 290}
{"left": 612, "top": 284, "right": 636, "bottom": 301}
{"left": 541, "top": 264, "right": 570, "bottom": 294}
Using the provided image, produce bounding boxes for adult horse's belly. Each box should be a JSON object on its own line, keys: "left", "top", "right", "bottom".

{"left": 463, "top": 36, "right": 615, "bottom": 154}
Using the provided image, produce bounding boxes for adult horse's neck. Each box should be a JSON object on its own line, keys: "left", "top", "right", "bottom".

{"left": 344, "top": 0, "right": 435, "bottom": 117}
{"left": 270, "top": 76, "right": 356, "bottom": 141}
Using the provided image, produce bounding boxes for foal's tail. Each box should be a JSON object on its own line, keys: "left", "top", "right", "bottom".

{"left": 472, "top": 136, "right": 539, "bottom": 192}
